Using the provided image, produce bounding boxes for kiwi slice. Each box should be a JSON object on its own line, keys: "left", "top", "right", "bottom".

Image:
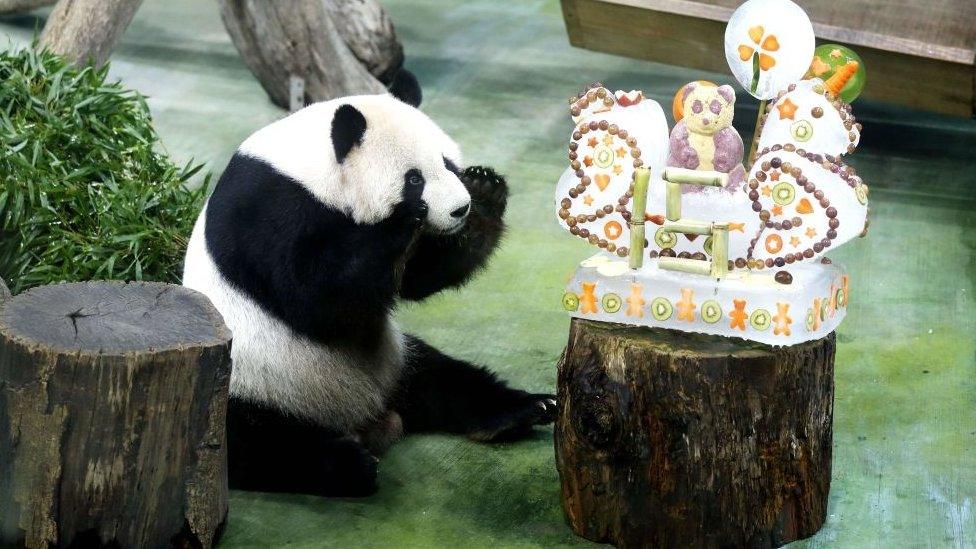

{"left": 650, "top": 297, "right": 673, "bottom": 321}
{"left": 654, "top": 227, "right": 677, "bottom": 249}
{"left": 772, "top": 182, "right": 796, "bottom": 206}
{"left": 602, "top": 292, "right": 622, "bottom": 313}
{"left": 562, "top": 292, "right": 580, "bottom": 312}
{"left": 837, "top": 288, "right": 847, "bottom": 307}
{"left": 700, "top": 300, "right": 722, "bottom": 323}
{"left": 820, "top": 298, "right": 829, "bottom": 321}
{"left": 855, "top": 183, "right": 868, "bottom": 205}
{"left": 790, "top": 120, "right": 813, "bottom": 142}
{"left": 594, "top": 145, "right": 615, "bottom": 168}
{"left": 806, "top": 308, "right": 816, "bottom": 331}
{"left": 750, "top": 308, "right": 772, "bottom": 331}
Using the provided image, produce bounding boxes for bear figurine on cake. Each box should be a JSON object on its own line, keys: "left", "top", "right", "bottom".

{"left": 668, "top": 82, "right": 746, "bottom": 191}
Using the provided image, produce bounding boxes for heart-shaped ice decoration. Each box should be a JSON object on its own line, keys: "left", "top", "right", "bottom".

{"left": 744, "top": 146, "right": 869, "bottom": 266}
{"left": 554, "top": 85, "right": 669, "bottom": 257}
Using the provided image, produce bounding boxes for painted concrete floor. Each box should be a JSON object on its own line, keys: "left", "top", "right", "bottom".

{"left": 2, "top": 1, "right": 974, "bottom": 547}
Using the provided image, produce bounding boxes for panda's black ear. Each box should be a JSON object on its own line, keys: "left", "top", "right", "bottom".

{"left": 331, "top": 104, "right": 367, "bottom": 164}
{"left": 389, "top": 69, "right": 422, "bottom": 108}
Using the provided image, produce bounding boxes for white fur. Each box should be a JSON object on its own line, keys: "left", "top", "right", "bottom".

{"left": 237, "top": 94, "right": 470, "bottom": 233}
{"left": 184, "top": 206, "right": 404, "bottom": 430}
{"left": 184, "top": 95, "right": 467, "bottom": 430}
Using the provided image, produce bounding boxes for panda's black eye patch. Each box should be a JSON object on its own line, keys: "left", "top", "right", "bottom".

{"left": 443, "top": 156, "right": 460, "bottom": 177}
{"left": 405, "top": 169, "right": 425, "bottom": 187}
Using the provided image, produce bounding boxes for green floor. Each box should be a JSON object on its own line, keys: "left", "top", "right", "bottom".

{"left": 3, "top": 1, "right": 975, "bottom": 547}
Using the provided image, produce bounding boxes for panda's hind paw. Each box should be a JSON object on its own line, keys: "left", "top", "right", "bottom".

{"left": 314, "top": 437, "right": 379, "bottom": 497}
{"left": 462, "top": 165, "right": 508, "bottom": 219}
{"left": 467, "top": 393, "right": 557, "bottom": 443}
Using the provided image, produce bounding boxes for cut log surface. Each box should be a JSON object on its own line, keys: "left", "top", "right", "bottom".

{"left": 0, "top": 281, "right": 232, "bottom": 548}
{"left": 555, "top": 318, "right": 834, "bottom": 549}
{"left": 218, "top": 0, "right": 388, "bottom": 110}
{"left": 39, "top": 0, "right": 146, "bottom": 68}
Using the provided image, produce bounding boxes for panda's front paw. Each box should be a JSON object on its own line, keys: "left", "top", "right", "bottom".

{"left": 390, "top": 197, "right": 428, "bottom": 233}
{"left": 461, "top": 166, "right": 508, "bottom": 219}
{"left": 467, "top": 393, "right": 557, "bottom": 443}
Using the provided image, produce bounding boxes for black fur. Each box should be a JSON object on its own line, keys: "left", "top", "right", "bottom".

{"left": 226, "top": 398, "right": 379, "bottom": 497}
{"left": 389, "top": 68, "right": 422, "bottom": 108}
{"left": 394, "top": 336, "right": 556, "bottom": 441}
{"left": 205, "top": 153, "right": 423, "bottom": 351}
{"left": 399, "top": 166, "right": 508, "bottom": 300}
{"left": 331, "top": 104, "right": 367, "bottom": 164}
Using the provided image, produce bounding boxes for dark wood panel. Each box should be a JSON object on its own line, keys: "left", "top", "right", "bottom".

{"left": 561, "top": 0, "right": 976, "bottom": 117}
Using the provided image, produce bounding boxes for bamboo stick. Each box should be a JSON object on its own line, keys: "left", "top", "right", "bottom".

{"left": 664, "top": 220, "right": 712, "bottom": 235}
{"left": 658, "top": 257, "right": 711, "bottom": 276}
{"left": 746, "top": 99, "right": 768, "bottom": 168}
{"left": 629, "top": 168, "right": 651, "bottom": 270}
{"left": 663, "top": 168, "right": 727, "bottom": 187}
{"left": 710, "top": 223, "right": 729, "bottom": 279}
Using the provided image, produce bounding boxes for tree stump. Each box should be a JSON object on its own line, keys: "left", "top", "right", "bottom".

{"left": 39, "top": 0, "right": 146, "bottom": 68}
{"left": 555, "top": 319, "right": 834, "bottom": 549}
{"left": 0, "top": 281, "right": 232, "bottom": 548}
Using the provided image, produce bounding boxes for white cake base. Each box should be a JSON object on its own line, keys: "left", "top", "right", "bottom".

{"left": 561, "top": 253, "right": 849, "bottom": 346}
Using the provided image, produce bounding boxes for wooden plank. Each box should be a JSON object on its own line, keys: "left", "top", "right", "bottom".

{"left": 604, "top": 0, "right": 976, "bottom": 62}
{"left": 561, "top": 0, "right": 976, "bottom": 117}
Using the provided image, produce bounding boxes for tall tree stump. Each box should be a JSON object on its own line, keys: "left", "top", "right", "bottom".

{"left": 555, "top": 319, "right": 834, "bottom": 548}
{"left": 0, "top": 282, "right": 232, "bottom": 548}
{"left": 218, "top": 0, "right": 388, "bottom": 110}
{"left": 39, "top": 0, "right": 146, "bottom": 68}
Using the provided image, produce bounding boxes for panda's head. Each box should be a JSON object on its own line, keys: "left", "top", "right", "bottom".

{"left": 237, "top": 94, "right": 471, "bottom": 234}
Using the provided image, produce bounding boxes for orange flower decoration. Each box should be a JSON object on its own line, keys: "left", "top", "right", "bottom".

{"left": 738, "top": 25, "right": 779, "bottom": 71}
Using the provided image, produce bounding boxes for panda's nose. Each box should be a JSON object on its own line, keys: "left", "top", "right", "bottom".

{"left": 450, "top": 203, "right": 470, "bottom": 218}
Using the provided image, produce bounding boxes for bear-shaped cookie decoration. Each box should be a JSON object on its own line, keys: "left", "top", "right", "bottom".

{"left": 667, "top": 82, "right": 746, "bottom": 191}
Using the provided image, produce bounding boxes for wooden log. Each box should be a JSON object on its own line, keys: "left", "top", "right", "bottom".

{"left": 0, "top": 0, "right": 56, "bottom": 15}
{"left": 324, "top": 0, "right": 404, "bottom": 84}
{"left": 0, "top": 281, "right": 232, "bottom": 548}
{"left": 39, "top": 0, "right": 145, "bottom": 68}
{"left": 217, "top": 0, "right": 387, "bottom": 110}
{"left": 555, "top": 319, "right": 834, "bottom": 548}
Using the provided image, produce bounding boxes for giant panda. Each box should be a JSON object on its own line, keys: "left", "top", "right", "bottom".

{"left": 183, "top": 91, "right": 556, "bottom": 497}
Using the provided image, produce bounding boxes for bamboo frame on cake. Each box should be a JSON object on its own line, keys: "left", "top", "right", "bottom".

{"left": 627, "top": 167, "right": 730, "bottom": 278}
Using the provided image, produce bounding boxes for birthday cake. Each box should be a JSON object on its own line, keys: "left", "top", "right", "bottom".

{"left": 555, "top": 0, "right": 869, "bottom": 346}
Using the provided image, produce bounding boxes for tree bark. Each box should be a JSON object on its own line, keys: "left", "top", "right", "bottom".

{"left": 0, "top": 281, "right": 232, "bottom": 548}
{"left": 555, "top": 319, "right": 834, "bottom": 548}
{"left": 218, "top": 0, "right": 388, "bottom": 110}
{"left": 325, "top": 0, "right": 404, "bottom": 84}
{"left": 0, "top": 0, "right": 56, "bottom": 15}
{"left": 39, "top": 0, "right": 144, "bottom": 68}
{"left": 0, "top": 277, "right": 9, "bottom": 304}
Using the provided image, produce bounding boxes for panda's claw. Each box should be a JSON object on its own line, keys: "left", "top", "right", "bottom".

{"left": 467, "top": 392, "right": 557, "bottom": 442}
{"left": 461, "top": 165, "right": 508, "bottom": 219}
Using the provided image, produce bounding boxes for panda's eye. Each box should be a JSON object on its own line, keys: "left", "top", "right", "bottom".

{"left": 443, "top": 156, "right": 460, "bottom": 176}
{"left": 691, "top": 100, "right": 703, "bottom": 114}
{"left": 709, "top": 99, "right": 722, "bottom": 115}
{"left": 405, "top": 169, "right": 425, "bottom": 187}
